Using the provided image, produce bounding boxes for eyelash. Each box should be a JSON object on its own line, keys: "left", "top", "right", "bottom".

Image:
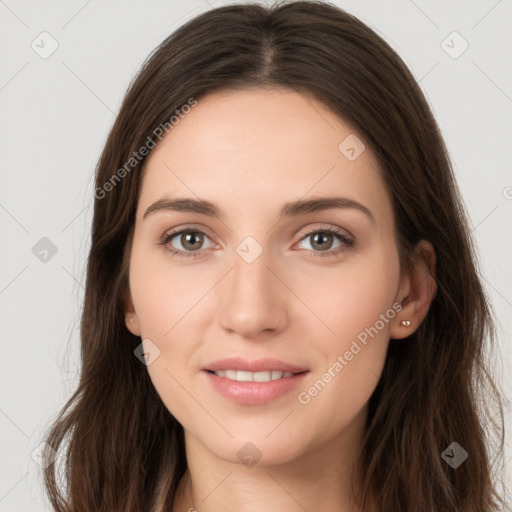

{"left": 157, "top": 225, "right": 355, "bottom": 260}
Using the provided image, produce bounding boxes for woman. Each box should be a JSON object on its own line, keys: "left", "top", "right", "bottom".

{"left": 41, "top": 1, "right": 507, "bottom": 511}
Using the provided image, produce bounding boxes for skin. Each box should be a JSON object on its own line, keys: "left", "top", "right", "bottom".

{"left": 124, "top": 88, "right": 437, "bottom": 512}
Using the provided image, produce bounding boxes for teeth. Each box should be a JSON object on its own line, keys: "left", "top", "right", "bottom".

{"left": 212, "top": 370, "right": 295, "bottom": 382}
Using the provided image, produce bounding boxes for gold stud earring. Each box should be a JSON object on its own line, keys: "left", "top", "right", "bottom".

{"left": 400, "top": 320, "right": 411, "bottom": 326}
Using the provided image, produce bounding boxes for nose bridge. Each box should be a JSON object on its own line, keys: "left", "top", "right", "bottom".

{"left": 232, "top": 238, "right": 271, "bottom": 294}
{"left": 217, "top": 236, "right": 285, "bottom": 337}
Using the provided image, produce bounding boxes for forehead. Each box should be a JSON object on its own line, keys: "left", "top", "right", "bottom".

{"left": 137, "top": 88, "right": 393, "bottom": 228}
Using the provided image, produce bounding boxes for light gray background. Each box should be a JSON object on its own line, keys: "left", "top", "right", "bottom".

{"left": 1, "top": 0, "right": 511, "bottom": 510}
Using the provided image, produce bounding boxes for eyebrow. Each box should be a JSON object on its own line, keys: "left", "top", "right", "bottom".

{"left": 143, "top": 196, "right": 375, "bottom": 224}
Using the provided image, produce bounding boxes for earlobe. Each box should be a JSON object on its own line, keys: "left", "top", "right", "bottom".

{"left": 122, "top": 288, "right": 141, "bottom": 336}
{"left": 125, "top": 310, "right": 141, "bottom": 336}
{"left": 390, "top": 240, "right": 437, "bottom": 340}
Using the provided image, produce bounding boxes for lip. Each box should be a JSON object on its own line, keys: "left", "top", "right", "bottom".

{"left": 204, "top": 371, "right": 308, "bottom": 405}
{"left": 203, "top": 357, "right": 308, "bottom": 373}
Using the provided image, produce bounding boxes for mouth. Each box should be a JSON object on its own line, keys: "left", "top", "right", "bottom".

{"left": 202, "top": 357, "right": 309, "bottom": 405}
{"left": 206, "top": 369, "right": 304, "bottom": 382}
{"left": 203, "top": 370, "right": 309, "bottom": 405}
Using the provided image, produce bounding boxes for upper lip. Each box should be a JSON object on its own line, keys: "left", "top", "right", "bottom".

{"left": 203, "top": 357, "right": 308, "bottom": 373}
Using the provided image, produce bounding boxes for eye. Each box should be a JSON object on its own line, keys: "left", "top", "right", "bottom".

{"left": 296, "top": 226, "right": 354, "bottom": 258}
{"left": 158, "top": 228, "right": 214, "bottom": 259}
{"left": 157, "top": 225, "right": 355, "bottom": 260}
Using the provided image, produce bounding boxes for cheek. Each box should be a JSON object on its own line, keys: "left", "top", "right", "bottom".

{"left": 296, "top": 244, "right": 400, "bottom": 407}
{"left": 129, "top": 240, "right": 202, "bottom": 338}
{"left": 304, "top": 241, "right": 401, "bottom": 350}
{"left": 128, "top": 243, "right": 203, "bottom": 424}
{"left": 336, "top": 265, "right": 398, "bottom": 339}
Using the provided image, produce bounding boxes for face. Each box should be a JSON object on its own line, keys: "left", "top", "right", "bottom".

{"left": 125, "top": 87, "right": 408, "bottom": 465}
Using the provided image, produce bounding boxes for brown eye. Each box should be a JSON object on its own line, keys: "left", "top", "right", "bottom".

{"left": 309, "top": 232, "right": 335, "bottom": 251}
{"left": 159, "top": 228, "right": 214, "bottom": 258}
{"left": 179, "top": 231, "right": 205, "bottom": 251}
{"left": 296, "top": 227, "right": 355, "bottom": 259}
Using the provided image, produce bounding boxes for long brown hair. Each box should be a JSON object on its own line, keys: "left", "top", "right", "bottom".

{"left": 41, "top": 1, "right": 507, "bottom": 510}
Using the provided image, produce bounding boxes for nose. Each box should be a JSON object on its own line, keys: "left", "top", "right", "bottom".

{"left": 217, "top": 244, "right": 288, "bottom": 340}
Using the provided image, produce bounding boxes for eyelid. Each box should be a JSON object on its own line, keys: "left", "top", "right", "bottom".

{"left": 296, "top": 222, "right": 354, "bottom": 239}
{"left": 162, "top": 223, "right": 217, "bottom": 240}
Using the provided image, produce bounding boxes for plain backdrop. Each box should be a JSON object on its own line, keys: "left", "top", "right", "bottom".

{"left": 1, "top": 0, "right": 511, "bottom": 510}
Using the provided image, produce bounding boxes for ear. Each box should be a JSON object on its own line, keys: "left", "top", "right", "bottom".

{"left": 122, "top": 287, "right": 141, "bottom": 337}
{"left": 390, "top": 239, "right": 437, "bottom": 340}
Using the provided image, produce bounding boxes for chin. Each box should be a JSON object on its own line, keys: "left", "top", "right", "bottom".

{"left": 197, "top": 430, "right": 308, "bottom": 467}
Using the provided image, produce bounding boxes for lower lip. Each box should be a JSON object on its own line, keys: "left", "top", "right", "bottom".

{"left": 203, "top": 370, "right": 309, "bottom": 405}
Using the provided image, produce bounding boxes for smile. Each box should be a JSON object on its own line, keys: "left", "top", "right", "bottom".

{"left": 210, "top": 370, "right": 296, "bottom": 382}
